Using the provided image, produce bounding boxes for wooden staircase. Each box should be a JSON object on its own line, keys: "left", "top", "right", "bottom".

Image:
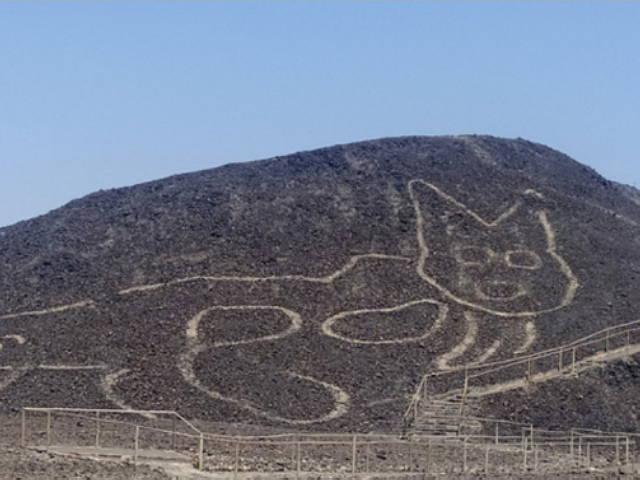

{"left": 404, "top": 318, "right": 640, "bottom": 434}
{"left": 411, "top": 395, "right": 482, "bottom": 436}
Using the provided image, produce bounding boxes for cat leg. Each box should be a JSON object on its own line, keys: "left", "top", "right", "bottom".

{"left": 436, "top": 310, "right": 516, "bottom": 370}
{"left": 436, "top": 310, "right": 480, "bottom": 370}
{"left": 514, "top": 321, "right": 537, "bottom": 355}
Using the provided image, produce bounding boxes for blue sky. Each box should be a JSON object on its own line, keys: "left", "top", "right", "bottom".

{"left": 1, "top": 2, "right": 639, "bottom": 227}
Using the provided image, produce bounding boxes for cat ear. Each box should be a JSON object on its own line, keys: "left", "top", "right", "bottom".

{"left": 499, "top": 191, "right": 554, "bottom": 246}
{"left": 409, "top": 180, "right": 526, "bottom": 234}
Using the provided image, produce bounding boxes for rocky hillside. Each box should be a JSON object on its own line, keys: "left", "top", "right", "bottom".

{"left": 1, "top": 135, "right": 639, "bottom": 432}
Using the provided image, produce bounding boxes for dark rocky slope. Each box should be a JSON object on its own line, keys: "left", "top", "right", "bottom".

{"left": 1, "top": 135, "right": 639, "bottom": 432}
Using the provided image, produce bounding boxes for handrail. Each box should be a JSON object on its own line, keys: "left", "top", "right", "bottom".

{"left": 23, "top": 407, "right": 202, "bottom": 434}
{"left": 427, "top": 318, "right": 640, "bottom": 380}
{"left": 468, "top": 327, "right": 639, "bottom": 381}
{"left": 24, "top": 408, "right": 628, "bottom": 445}
{"left": 23, "top": 405, "right": 637, "bottom": 477}
{"left": 405, "top": 317, "right": 640, "bottom": 423}
{"left": 45, "top": 410, "right": 202, "bottom": 440}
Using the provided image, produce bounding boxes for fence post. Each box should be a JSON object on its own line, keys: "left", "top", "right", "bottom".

{"left": 586, "top": 443, "right": 591, "bottom": 467}
{"left": 616, "top": 435, "right": 621, "bottom": 465}
{"left": 21, "top": 409, "right": 26, "bottom": 448}
{"left": 626, "top": 436, "right": 631, "bottom": 468}
{"left": 423, "top": 376, "right": 428, "bottom": 401}
{"left": 606, "top": 331, "right": 610, "bottom": 352}
{"left": 234, "top": 441, "right": 240, "bottom": 480}
{"left": 134, "top": 426, "right": 139, "bottom": 464}
{"left": 523, "top": 436, "right": 528, "bottom": 471}
{"left": 530, "top": 424, "right": 534, "bottom": 450}
{"left": 495, "top": 423, "right": 499, "bottom": 445}
{"left": 171, "top": 416, "right": 176, "bottom": 450}
{"left": 352, "top": 435, "right": 357, "bottom": 478}
{"left": 570, "top": 429, "right": 574, "bottom": 459}
{"left": 95, "top": 411, "right": 100, "bottom": 449}
{"left": 46, "top": 411, "right": 52, "bottom": 450}
{"left": 572, "top": 348, "right": 577, "bottom": 374}
{"left": 296, "top": 438, "right": 301, "bottom": 480}
{"left": 365, "top": 441, "right": 370, "bottom": 473}
{"left": 463, "top": 436, "right": 468, "bottom": 473}
{"left": 463, "top": 368, "right": 469, "bottom": 402}
{"left": 484, "top": 445, "right": 490, "bottom": 474}
{"left": 578, "top": 436, "right": 583, "bottom": 464}
{"left": 198, "top": 433, "right": 204, "bottom": 471}
{"left": 559, "top": 350, "right": 564, "bottom": 371}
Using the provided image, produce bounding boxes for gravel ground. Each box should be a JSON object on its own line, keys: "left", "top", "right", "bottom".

{"left": 0, "top": 447, "right": 171, "bottom": 480}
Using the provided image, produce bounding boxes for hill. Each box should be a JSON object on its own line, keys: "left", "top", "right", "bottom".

{"left": 1, "top": 135, "right": 640, "bottom": 432}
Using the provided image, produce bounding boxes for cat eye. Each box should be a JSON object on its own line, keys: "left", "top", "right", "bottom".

{"left": 505, "top": 250, "right": 543, "bottom": 270}
{"left": 453, "top": 246, "right": 494, "bottom": 266}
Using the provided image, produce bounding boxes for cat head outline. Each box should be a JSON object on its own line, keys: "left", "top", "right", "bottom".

{"left": 409, "top": 180, "right": 579, "bottom": 318}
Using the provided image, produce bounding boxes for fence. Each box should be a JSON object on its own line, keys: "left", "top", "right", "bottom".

{"left": 17, "top": 407, "right": 638, "bottom": 476}
{"left": 405, "top": 317, "right": 640, "bottom": 427}
{"left": 20, "top": 407, "right": 201, "bottom": 465}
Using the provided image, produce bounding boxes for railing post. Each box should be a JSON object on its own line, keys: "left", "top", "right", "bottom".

{"left": 558, "top": 350, "right": 563, "bottom": 371}
{"left": 578, "top": 436, "right": 583, "bottom": 463}
{"left": 530, "top": 424, "right": 534, "bottom": 450}
{"left": 365, "top": 441, "right": 370, "bottom": 473}
{"left": 46, "top": 411, "right": 52, "bottom": 450}
{"left": 616, "top": 435, "right": 621, "bottom": 465}
{"left": 21, "top": 409, "right": 26, "bottom": 448}
{"left": 352, "top": 435, "right": 357, "bottom": 478}
{"left": 484, "top": 444, "right": 490, "bottom": 474}
{"left": 198, "top": 433, "right": 204, "bottom": 471}
{"left": 95, "top": 411, "right": 100, "bottom": 449}
{"left": 523, "top": 436, "right": 528, "bottom": 471}
{"left": 462, "top": 436, "right": 468, "bottom": 473}
{"left": 171, "top": 416, "right": 176, "bottom": 450}
{"left": 234, "top": 441, "right": 240, "bottom": 480}
{"left": 134, "top": 426, "right": 139, "bottom": 464}
{"left": 586, "top": 442, "right": 591, "bottom": 467}
{"left": 570, "top": 429, "right": 575, "bottom": 459}
{"left": 495, "top": 423, "right": 499, "bottom": 445}
{"left": 296, "top": 438, "right": 301, "bottom": 480}
{"left": 423, "top": 375, "right": 428, "bottom": 401}
{"left": 572, "top": 348, "right": 577, "bottom": 374}
{"left": 626, "top": 436, "right": 631, "bottom": 468}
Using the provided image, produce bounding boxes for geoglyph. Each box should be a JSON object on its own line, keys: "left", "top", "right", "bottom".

{"left": 0, "top": 179, "right": 579, "bottom": 424}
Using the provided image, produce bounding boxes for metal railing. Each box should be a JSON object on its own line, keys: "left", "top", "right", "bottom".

{"left": 17, "top": 407, "right": 639, "bottom": 476}
{"left": 405, "top": 318, "right": 640, "bottom": 426}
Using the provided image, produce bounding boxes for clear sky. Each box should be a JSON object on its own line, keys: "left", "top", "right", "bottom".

{"left": 1, "top": 2, "right": 639, "bottom": 227}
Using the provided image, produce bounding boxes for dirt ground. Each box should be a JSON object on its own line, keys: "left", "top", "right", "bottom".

{"left": 0, "top": 413, "right": 635, "bottom": 479}
{"left": 1, "top": 446, "right": 634, "bottom": 480}
{"left": 0, "top": 447, "right": 171, "bottom": 480}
